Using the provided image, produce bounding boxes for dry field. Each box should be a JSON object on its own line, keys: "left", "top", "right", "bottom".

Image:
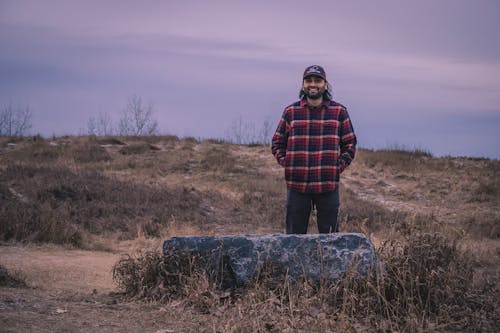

{"left": 0, "top": 135, "right": 499, "bottom": 332}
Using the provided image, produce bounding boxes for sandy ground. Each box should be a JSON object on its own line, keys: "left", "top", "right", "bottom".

{"left": 0, "top": 245, "right": 206, "bottom": 333}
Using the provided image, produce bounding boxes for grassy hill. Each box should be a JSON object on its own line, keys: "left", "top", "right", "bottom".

{"left": 1, "top": 135, "right": 498, "bottom": 331}
{"left": 1, "top": 135, "right": 498, "bottom": 245}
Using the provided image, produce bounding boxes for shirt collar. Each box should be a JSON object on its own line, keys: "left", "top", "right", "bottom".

{"left": 300, "top": 98, "right": 329, "bottom": 109}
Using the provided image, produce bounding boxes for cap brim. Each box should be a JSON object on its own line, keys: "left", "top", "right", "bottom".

{"left": 303, "top": 74, "right": 326, "bottom": 80}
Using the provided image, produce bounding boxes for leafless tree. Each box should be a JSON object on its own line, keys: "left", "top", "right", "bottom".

{"left": 258, "top": 116, "right": 274, "bottom": 145}
{"left": 225, "top": 115, "right": 257, "bottom": 144}
{"left": 225, "top": 116, "right": 274, "bottom": 145}
{"left": 118, "top": 95, "right": 159, "bottom": 136}
{"left": 87, "top": 117, "right": 97, "bottom": 136}
{"left": 87, "top": 112, "right": 114, "bottom": 136}
{"left": 0, "top": 103, "right": 33, "bottom": 136}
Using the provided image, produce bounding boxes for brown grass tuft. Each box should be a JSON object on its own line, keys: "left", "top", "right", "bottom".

{"left": 200, "top": 145, "right": 238, "bottom": 173}
{"left": 112, "top": 251, "right": 207, "bottom": 302}
{"left": 362, "top": 146, "right": 432, "bottom": 171}
{"left": 72, "top": 142, "right": 112, "bottom": 163}
{"left": 470, "top": 180, "right": 500, "bottom": 202}
{"left": 118, "top": 142, "right": 160, "bottom": 155}
{"left": 0, "top": 264, "right": 28, "bottom": 288}
{"left": 94, "top": 137, "right": 126, "bottom": 146}
{"left": 113, "top": 231, "right": 498, "bottom": 332}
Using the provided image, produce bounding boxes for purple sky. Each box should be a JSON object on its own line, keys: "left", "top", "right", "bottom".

{"left": 1, "top": 0, "right": 499, "bottom": 158}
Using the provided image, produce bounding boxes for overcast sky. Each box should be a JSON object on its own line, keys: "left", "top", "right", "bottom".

{"left": 1, "top": 0, "right": 499, "bottom": 158}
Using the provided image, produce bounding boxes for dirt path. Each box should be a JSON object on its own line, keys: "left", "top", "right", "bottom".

{"left": 0, "top": 245, "right": 118, "bottom": 293}
{"left": 0, "top": 245, "right": 203, "bottom": 333}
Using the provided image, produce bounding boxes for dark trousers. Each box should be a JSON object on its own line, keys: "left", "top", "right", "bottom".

{"left": 286, "top": 188, "right": 340, "bottom": 234}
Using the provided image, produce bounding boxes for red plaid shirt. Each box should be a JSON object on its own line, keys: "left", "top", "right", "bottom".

{"left": 271, "top": 98, "right": 357, "bottom": 193}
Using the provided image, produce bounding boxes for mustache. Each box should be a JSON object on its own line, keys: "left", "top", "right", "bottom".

{"left": 299, "top": 87, "right": 333, "bottom": 100}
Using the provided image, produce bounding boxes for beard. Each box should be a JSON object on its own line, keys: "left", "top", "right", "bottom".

{"left": 303, "top": 87, "right": 324, "bottom": 100}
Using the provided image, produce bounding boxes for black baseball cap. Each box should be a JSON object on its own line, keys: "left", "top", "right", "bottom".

{"left": 303, "top": 65, "right": 326, "bottom": 80}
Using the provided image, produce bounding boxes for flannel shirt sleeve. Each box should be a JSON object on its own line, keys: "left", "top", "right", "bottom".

{"left": 338, "top": 108, "right": 357, "bottom": 173}
{"left": 271, "top": 109, "right": 290, "bottom": 167}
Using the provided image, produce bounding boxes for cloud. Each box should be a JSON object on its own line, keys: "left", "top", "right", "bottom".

{"left": 0, "top": 0, "right": 499, "bottom": 158}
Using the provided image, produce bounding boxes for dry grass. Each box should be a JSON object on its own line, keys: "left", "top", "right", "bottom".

{"left": 361, "top": 146, "right": 433, "bottom": 173}
{"left": 349, "top": 147, "right": 500, "bottom": 240}
{"left": 118, "top": 142, "right": 161, "bottom": 155}
{"left": 0, "top": 264, "right": 28, "bottom": 288}
{"left": 0, "top": 136, "right": 285, "bottom": 246}
{"left": 0, "top": 163, "right": 209, "bottom": 245}
{"left": 1, "top": 136, "right": 499, "bottom": 331}
{"left": 112, "top": 231, "right": 497, "bottom": 332}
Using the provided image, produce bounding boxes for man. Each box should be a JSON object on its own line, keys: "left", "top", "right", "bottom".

{"left": 271, "top": 65, "right": 357, "bottom": 234}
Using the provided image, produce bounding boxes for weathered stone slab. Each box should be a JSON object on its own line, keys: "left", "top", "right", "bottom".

{"left": 163, "top": 233, "right": 378, "bottom": 288}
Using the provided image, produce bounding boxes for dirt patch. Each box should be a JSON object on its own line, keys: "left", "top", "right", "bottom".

{"left": 0, "top": 245, "right": 211, "bottom": 332}
{"left": 0, "top": 245, "right": 118, "bottom": 293}
{"left": 0, "top": 287, "right": 203, "bottom": 333}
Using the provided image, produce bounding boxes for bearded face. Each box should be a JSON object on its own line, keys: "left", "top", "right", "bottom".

{"left": 302, "top": 76, "right": 327, "bottom": 100}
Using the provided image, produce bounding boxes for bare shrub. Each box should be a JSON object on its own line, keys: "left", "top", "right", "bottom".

{"left": 87, "top": 112, "right": 114, "bottom": 136}
{"left": 118, "top": 95, "right": 159, "bottom": 136}
{"left": 376, "top": 233, "right": 498, "bottom": 332}
{"left": 0, "top": 264, "right": 28, "bottom": 288}
{"left": 0, "top": 103, "right": 32, "bottom": 136}
{"left": 113, "top": 251, "right": 207, "bottom": 302}
{"left": 258, "top": 116, "right": 273, "bottom": 145}
{"left": 225, "top": 116, "right": 273, "bottom": 145}
{"left": 225, "top": 115, "right": 255, "bottom": 144}
{"left": 113, "top": 231, "right": 498, "bottom": 332}
{"left": 380, "top": 234, "right": 469, "bottom": 312}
